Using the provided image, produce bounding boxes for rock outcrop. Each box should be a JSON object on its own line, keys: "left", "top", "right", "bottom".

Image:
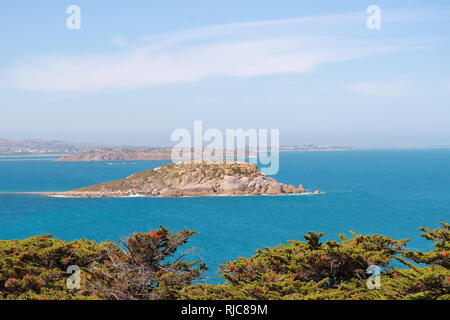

{"left": 56, "top": 148, "right": 172, "bottom": 161}
{"left": 45, "top": 161, "right": 319, "bottom": 198}
{"left": 56, "top": 148, "right": 259, "bottom": 162}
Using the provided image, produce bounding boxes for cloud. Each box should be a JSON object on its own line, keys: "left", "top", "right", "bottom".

{"left": 346, "top": 81, "right": 413, "bottom": 97}
{"left": 111, "top": 36, "right": 130, "bottom": 48}
{"left": 1, "top": 10, "right": 436, "bottom": 93}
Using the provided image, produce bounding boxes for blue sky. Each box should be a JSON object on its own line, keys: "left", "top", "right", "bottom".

{"left": 1, "top": 1, "right": 449, "bottom": 147}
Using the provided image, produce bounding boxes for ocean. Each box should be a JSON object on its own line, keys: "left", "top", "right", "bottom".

{"left": 0, "top": 150, "right": 449, "bottom": 282}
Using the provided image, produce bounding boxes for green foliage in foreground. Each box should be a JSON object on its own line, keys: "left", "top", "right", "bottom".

{"left": 0, "top": 223, "right": 449, "bottom": 300}
{"left": 85, "top": 227, "right": 207, "bottom": 300}
{"left": 182, "top": 223, "right": 450, "bottom": 300}
{"left": 0, "top": 228, "right": 206, "bottom": 300}
{"left": 0, "top": 235, "right": 106, "bottom": 300}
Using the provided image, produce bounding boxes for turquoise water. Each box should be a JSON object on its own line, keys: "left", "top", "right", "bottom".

{"left": 0, "top": 150, "right": 449, "bottom": 282}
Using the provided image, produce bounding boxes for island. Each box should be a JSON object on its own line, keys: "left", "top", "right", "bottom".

{"left": 54, "top": 145, "right": 365, "bottom": 162}
{"left": 55, "top": 148, "right": 172, "bottom": 161}
{"left": 45, "top": 161, "right": 320, "bottom": 198}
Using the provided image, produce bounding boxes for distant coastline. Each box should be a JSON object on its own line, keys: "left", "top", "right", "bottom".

{"left": 1, "top": 137, "right": 450, "bottom": 160}
{"left": 2, "top": 147, "right": 450, "bottom": 161}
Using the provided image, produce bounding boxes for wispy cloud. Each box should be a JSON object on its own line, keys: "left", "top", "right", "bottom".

{"left": 1, "top": 9, "right": 440, "bottom": 93}
{"left": 346, "top": 81, "right": 414, "bottom": 97}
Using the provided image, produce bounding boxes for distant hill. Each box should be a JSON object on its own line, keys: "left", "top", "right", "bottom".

{"left": 56, "top": 148, "right": 172, "bottom": 161}
{"left": 56, "top": 146, "right": 366, "bottom": 162}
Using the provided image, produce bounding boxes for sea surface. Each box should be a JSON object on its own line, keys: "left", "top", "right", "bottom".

{"left": 0, "top": 150, "right": 449, "bottom": 282}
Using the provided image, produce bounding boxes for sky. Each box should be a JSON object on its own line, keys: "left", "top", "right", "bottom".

{"left": 0, "top": 1, "right": 449, "bottom": 147}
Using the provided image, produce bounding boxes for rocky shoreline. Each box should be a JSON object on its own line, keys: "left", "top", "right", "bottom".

{"left": 45, "top": 161, "right": 320, "bottom": 198}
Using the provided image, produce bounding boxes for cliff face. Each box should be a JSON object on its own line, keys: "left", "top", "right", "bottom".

{"left": 46, "top": 161, "right": 318, "bottom": 198}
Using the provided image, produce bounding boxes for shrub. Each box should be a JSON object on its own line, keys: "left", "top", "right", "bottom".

{"left": 182, "top": 223, "right": 450, "bottom": 300}
{"left": 1, "top": 223, "right": 449, "bottom": 300}
{"left": 85, "top": 227, "right": 207, "bottom": 300}
{"left": 0, "top": 235, "right": 106, "bottom": 300}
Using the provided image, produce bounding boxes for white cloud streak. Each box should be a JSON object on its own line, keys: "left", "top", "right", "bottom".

{"left": 1, "top": 10, "right": 438, "bottom": 93}
{"left": 346, "top": 81, "right": 414, "bottom": 97}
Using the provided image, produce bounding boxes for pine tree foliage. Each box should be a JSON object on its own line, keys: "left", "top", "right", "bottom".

{"left": 86, "top": 227, "right": 207, "bottom": 300}
{"left": 0, "top": 235, "right": 106, "bottom": 300}
{"left": 1, "top": 223, "right": 449, "bottom": 300}
{"left": 182, "top": 223, "right": 450, "bottom": 300}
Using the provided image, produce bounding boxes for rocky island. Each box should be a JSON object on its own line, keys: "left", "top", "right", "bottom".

{"left": 56, "top": 148, "right": 172, "bottom": 161}
{"left": 45, "top": 161, "right": 320, "bottom": 198}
